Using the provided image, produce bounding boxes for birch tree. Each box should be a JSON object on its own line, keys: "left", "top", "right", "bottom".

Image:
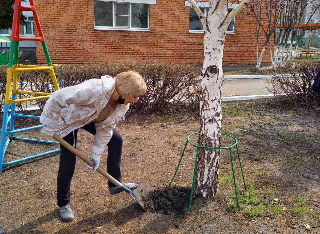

{"left": 186, "top": 0, "right": 252, "bottom": 198}
{"left": 250, "top": 0, "right": 282, "bottom": 68}
{"left": 273, "top": 0, "right": 309, "bottom": 64}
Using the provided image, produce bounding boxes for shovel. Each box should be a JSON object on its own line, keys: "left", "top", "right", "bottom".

{"left": 53, "top": 133, "right": 145, "bottom": 209}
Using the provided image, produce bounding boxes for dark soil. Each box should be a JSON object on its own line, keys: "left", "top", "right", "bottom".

{"left": 144, "top": 186, "right": 193, "bottom": 216}
{"left": 1, "top": 99, "right": 320, "bottom": 233}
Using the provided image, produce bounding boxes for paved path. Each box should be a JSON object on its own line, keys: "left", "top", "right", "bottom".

{"left": 222, "top": 76, "right": 272, "bottom": 97}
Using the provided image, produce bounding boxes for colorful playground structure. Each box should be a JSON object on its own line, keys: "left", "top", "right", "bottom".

{"left": 0, "top": 0, "right": 60, "bottom": 173}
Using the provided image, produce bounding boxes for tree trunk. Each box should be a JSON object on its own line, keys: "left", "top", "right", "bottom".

{"left": 256, "top": 45, "right": 266, "bottom": 68}
{"left": 194, "top": 12, "right": 224, "bottom": 198}
{"left": 187, "top": 0, "right": 252, "bottom": 198}
{"left": 270, "top": 45, "right": 278, "bottom": 68}
{"left": 256, "top": 35, "right": 271, "bottom": 68}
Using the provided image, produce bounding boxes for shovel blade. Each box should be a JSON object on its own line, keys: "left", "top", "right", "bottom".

{"left": 129, "top": 189, "right": 145, "bottom": 209}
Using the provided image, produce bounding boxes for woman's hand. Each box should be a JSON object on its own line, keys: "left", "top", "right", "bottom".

{"left": 87, "top": 153, "right": 102, "bottom": 171}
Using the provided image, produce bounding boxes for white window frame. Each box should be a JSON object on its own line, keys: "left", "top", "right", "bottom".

{"left": 185, "top": 1, "right": 237, "bottom": 34}
{"left": 97, "top": 0, "right": 156, "bottom": 3}
{"left": 94, "top": 0, "right": 152, "bottom": 31}
{"left": 20, "top": 16, "right": 35, "bottom": 37}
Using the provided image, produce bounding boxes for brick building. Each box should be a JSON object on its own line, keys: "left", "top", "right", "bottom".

{"left": 33, "top": 0, "right": 271, "bottom": 66}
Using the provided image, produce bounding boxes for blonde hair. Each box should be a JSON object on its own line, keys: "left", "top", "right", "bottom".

{"left": 115, "top": 71, "right": 147, "bottom": 97}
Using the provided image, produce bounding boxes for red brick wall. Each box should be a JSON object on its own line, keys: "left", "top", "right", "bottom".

{"left": 34, "top": 0, "right": 271, "bottom": 66}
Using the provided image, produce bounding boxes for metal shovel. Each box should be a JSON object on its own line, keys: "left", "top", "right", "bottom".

{"left": 53, "top": 133, "right": 145, "bottom": 209}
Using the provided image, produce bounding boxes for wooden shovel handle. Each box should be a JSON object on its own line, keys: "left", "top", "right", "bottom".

{"left": 53, "top": 133, "right": 123, "bottom": 188}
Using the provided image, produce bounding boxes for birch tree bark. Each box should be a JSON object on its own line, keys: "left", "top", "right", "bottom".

{"left": 186, "top": 0, "right": 252, "bottom": 198}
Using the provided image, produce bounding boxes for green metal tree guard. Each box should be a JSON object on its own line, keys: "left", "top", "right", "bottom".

{"left": 169, "top": 132, "right": 247, "bottom": 211}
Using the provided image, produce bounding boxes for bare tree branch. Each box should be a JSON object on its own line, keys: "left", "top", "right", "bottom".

{"left": 306, "top": 3, "right": 320, "bottom": 24}
{"left": 186, "top": 0, "right": 208, "bottom": 32}
{"left": 224, "top": 0, "right": 253, "bottom": 27}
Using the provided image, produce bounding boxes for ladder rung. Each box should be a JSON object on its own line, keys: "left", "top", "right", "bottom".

{"left": 16, "top": 90, "right": 52, "bottom": 96}
{"left": 16, "top": 37, "right": 44, "bottom": 42}
{"left": 19, "top": 6, "right": 34, "bottom": 12}
{"left": 8, "top": 95, "right": 51, "bottom": 104}
{"left": 13, "top": 66, "right": 53, "bottom": 72}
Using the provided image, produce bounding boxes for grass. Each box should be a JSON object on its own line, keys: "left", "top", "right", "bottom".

{"left": 293, "top": 197, "right": 309, "bottom": 216}
{"left": 309, "top": 134, "right": 320, "bottom": 141}
{"left": 270, "top": 204, "right": 285, "bottom": 217}
{"left": 294, "top": 56, "right": 320, "bottom": 60}
{"left": 218, "top": 176, "right": 232, "bottom": 184}
{"left": 227, "top": 186, "right": 319, "bottom": 219}
{"left": 277, "top": 132, "right": 294, "bottom": 142}
{"left": 222, "top": 106, "right": 249, "bottom": 117}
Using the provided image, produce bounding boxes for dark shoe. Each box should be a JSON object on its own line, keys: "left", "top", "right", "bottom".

{"left": 109, "top": 183, "right": 138, "bottom": 195}
{"left": 59, "top": 204, "right": 74, "bottom": 221}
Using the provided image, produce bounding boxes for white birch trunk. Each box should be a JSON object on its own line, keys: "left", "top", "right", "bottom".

{"left": 256, "top": 44, "right": 266, "bottom": 68}
{"left": 196, "top": 24, "right": 224, "bottom": 198}
{"left": 187, "top": 0, "right": 252, "bottom": 198}
{"left": 286, "top": 43, "right": 293, "bottom": 61}
{"left": 270, "top": 45, "right": 278, "bottom": 68}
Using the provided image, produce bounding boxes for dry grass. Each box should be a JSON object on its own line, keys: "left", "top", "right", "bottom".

{"left": 1, "top": 99, "right": 320, "bottom": 233}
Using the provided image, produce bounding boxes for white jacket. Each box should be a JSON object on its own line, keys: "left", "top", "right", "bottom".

{"left": 40, "top": 76, "right": 129, "bottom": 155}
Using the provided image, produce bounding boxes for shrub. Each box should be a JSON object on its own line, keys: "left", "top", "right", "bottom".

{"left": 267, "top": 60, "right": 320, "bottom": 107}
{"left": 0, "top": 63, "right": 202, "bottom": 114}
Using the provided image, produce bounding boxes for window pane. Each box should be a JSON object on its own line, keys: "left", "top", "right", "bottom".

{"left": 94, "top": 1, "right": 113, "bottom": 27}
{"left": 115, "top": 3, "right": 129, "bottom": 27}
{"left": 20, "top": 24, "right": 25, "bottom": 35}
{"left": 227, "top": 18, "right": 235, "bottom": 32}
{"left": 116, "top": 16, "right": 129, "bottom": 26}
{"left": 189, "top": 7, "right": 204, "bottom": 30}
{"left": 227, "top": 9, "right": 235, "bottom": 32}
{"left": 26, "top": 22, "right": 33, "bottom": 34}
{"left": 28, "top": 17, "right": 34, "bottom": 21}
{"left": 0, "top": 29, "right": 9, "bottom": 34}
{"left": 131, "top": 4, "right": 148, "bottom": 28}
{"left": 116, "top": 3, "right": 129, "bottom": 15}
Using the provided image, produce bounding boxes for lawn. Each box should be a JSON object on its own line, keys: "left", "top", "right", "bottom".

{"left": 0, "top": 98, "right": 319, "bottom": 233}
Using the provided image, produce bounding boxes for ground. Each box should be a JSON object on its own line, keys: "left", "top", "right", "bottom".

{"left": 0, "top": 99, "right": 320, "bottom": 234}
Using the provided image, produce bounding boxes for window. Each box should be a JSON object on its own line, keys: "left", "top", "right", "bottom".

{"left": 0, "top": 29, "right": 10, "bottom": 35}
{"left": 0, "top": 17, "right": 35, "bottom": 36}
{"left": 94, "top": 1, "right": 149, "bottom": 30}
{"left": 189, "top": 7, "right": 205, "bottom": 31}
{"left": 187, "top": 2, "right": 236, "bottom": 34}
{"left": 20, "top": 17, "right": 35, "bottom": 36}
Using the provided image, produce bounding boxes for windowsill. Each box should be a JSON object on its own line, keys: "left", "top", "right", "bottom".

{"left": 0, "top": 34, "right": 35, "bottom": 37}
{"left": 189, "top": 30, "right": 235, "bottom": 34}
{"left": 189, "top": 30, "right": 205, "bottom": 34}
{"left": 94, "top": 27, "right": 150, "bottom": 32}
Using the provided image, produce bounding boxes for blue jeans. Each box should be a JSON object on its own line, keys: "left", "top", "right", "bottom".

{"left": 57, "top": 122, "right": 122, "bottom": 207}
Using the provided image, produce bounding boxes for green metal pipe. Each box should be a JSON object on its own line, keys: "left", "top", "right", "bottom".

{"left": 42, "top": 41, "right": 52, "bottom": 66}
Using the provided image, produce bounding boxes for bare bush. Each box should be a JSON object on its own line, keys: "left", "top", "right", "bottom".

{"left": 267, "top": 61, "right": 320, "bottom": 107}
{"left": 0, "top": 64, "right": 202, "bottom": 113}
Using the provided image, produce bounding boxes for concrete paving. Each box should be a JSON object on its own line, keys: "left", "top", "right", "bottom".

{"left": 221, "top": 65, "right": 274, "bottom": 99}
{"left": 222, "top": 76, "right": 272, "bottom": 97}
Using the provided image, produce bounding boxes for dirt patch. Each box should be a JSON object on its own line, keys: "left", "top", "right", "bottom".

{"left": 1, "top": 99, "right": 320, "bottom": 233}
{"left": 144, "top": 186, "right": 193, "bottom": 216}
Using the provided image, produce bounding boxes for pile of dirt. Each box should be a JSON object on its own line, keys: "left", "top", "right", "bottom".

{"left": 144, "top": 186, "right": 193, "bottom": 215}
